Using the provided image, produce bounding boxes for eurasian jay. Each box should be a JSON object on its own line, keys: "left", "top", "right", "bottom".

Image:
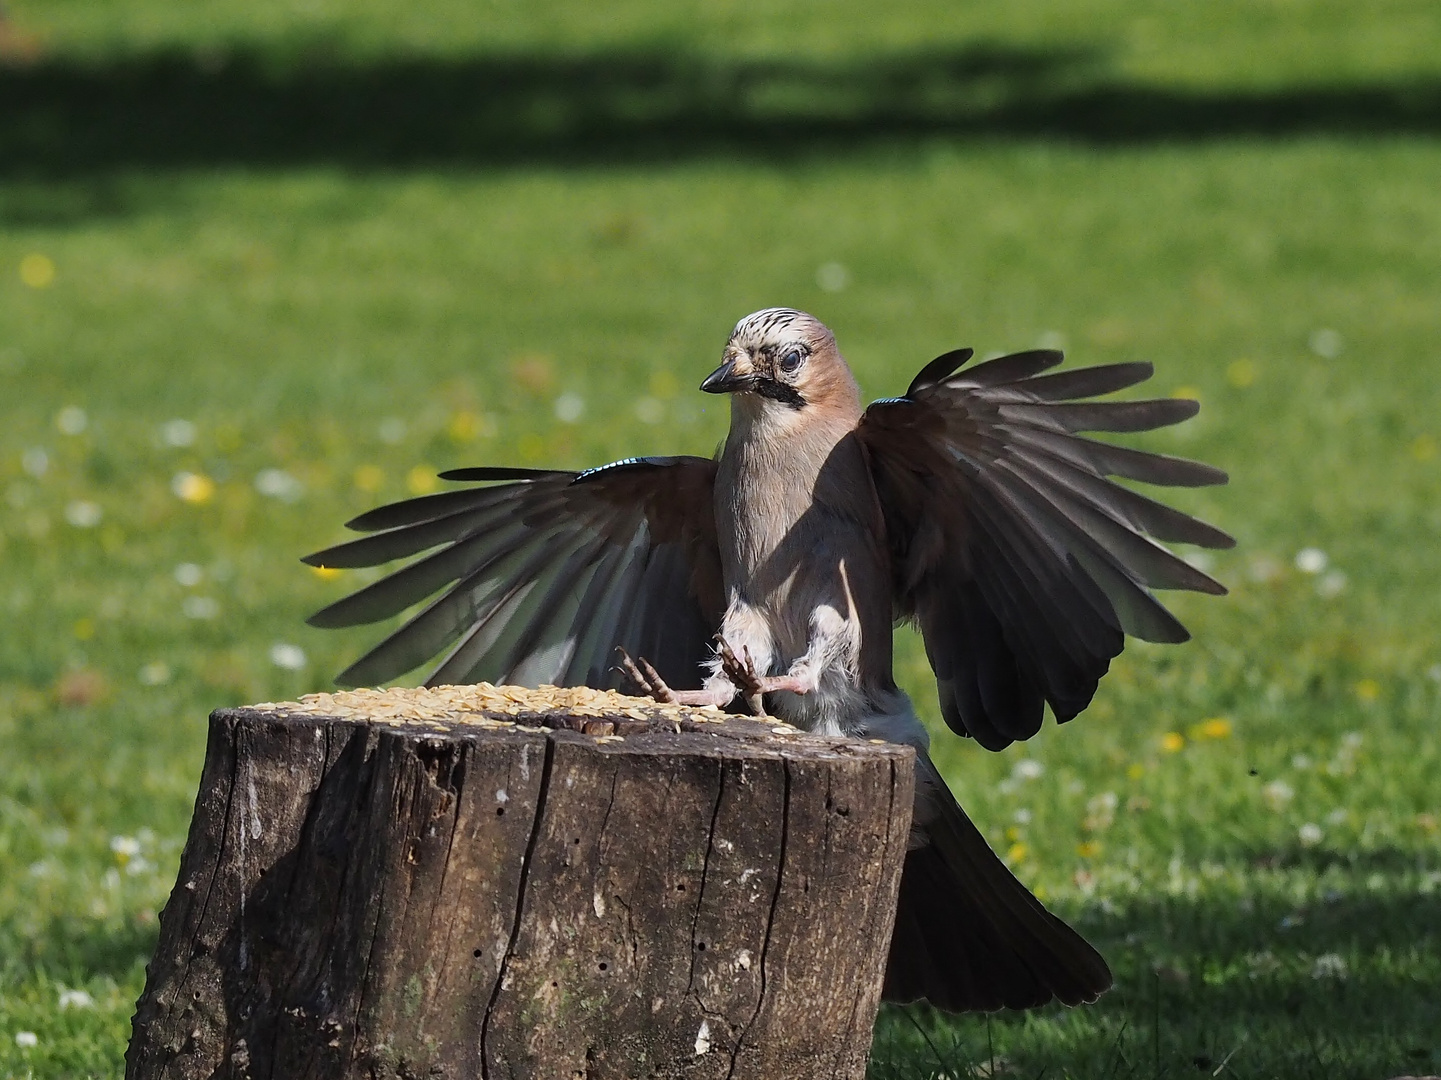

{"left": 305, "top": 307, "right": 1231, "bottom": 1012}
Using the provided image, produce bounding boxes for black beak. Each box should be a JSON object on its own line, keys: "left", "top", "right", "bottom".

{"left": 700, "top": 357, "right": 750, "bottom": 394}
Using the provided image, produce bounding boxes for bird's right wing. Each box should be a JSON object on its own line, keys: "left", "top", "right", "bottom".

{"left": 857, "top": 348, "right": 1233, "bottom": 751}
{"left": 303, "top": 458, "right": 723, "bottom": 691}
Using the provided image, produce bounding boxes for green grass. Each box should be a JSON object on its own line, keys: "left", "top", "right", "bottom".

{"left": 2, "top": 1, "right": 1440, "bottom": 1076}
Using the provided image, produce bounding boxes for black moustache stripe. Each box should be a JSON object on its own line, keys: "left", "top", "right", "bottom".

{"left": 754, "top": 380, "right": 806, "bottom": 409}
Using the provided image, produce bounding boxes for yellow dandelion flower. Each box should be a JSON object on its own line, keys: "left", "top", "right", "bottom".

{"left": 447, "top": 411, "right": 481, "bottom": 443}
{"left": 1077, "top": 841, "right": 1102, "bottom": 858}
{"left": 1410, "top": 435, "right": 1436, "bottom": 462}
{"left": 20, "top": 253, "right": 56, "bottom": 289}
{"left": 1005, "top": 826, "right": 1022, "bottom": 842}
{"left": 172, "top": 472, "right": 215, "bottom": 504}
{"left": 1354, "top": 679, "right": 1380, "bottom": 703}
{"left": 406, "top": 465, "right": 439, "bottom": 495}
{"left": 1005, "top": 842, "right": 1029, "bottom": 865}
{"left": 353, "top": 464, "right": 384, "bottom": 493}
{"left": 1160, "top": 732, "right": 1186, "bottom": 753}
{"left": 1127, "top": 763, "right": 1146, "bottom": 780}
{"left": 1190, "top": 717, "right": 1233, "bottom": 740}
{"left": 73, "top": 618, "right": 95, "bottom": 641}
{"left": 1226, "top": 359, "right": 1257, "bottom": 388}
{"left": 310, "top": 565, "right": 342, "bottom": 581}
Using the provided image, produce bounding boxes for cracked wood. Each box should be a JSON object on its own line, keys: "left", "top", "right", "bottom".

{"left": 125, "top": 699, "right": 913, "bottom": 1080}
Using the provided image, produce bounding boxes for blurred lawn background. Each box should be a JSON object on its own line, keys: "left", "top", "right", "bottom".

{"left": 2, "top": 1, "right": 1440, "bottom": 1076}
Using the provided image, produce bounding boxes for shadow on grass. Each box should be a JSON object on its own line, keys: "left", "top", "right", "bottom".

{"left": 1, "top": 44, "right": 1439, "bottom": 187}
{"left": 871, "top": 872, "right": 1441, "bottom": 1079}
{"left": 1, "top": 915, "right": 159, "bottom": 984}
{"left": 4, "top": 854, "right": 1437, "bottom": 1075}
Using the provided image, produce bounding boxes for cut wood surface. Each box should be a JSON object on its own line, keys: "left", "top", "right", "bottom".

{"left": 125, "top": 684, "right": 915, "bottom": 1080}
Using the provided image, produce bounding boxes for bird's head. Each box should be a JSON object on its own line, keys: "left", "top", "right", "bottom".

{"left": 702, "top": 308, "right": 860, "bottom": 423}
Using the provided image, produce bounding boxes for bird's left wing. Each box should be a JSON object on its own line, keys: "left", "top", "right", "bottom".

{"left": 856, "top": 348, "right": 1233, "bottom": 751}
{"left": 303, "top": 458, "right": 723, "bottom": 690}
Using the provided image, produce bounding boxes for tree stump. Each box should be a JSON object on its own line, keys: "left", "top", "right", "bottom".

{"left": 125, "top": 684, "right": 915, "bottom": 1080}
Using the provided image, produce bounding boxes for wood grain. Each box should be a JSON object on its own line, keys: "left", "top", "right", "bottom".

{"left": 126, "top": 690, "right": 913, "bottom": 1080}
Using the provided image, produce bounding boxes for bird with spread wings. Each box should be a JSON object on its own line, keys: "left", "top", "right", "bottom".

{"left": 305, "top": 308, "right": 1231, "bottom": 1013}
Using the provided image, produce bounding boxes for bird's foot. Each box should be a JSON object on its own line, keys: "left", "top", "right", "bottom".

{"left": 715, "top": 638, "right": 774, "bottom": 716}
{"left": 614, "top": 648, "right": 733, "bottom": 708}
{"left": 614, "top": 648, "right": 679, "bottom": 704}
{"left": 714, "top": 639, "right": 816, "bottom": 717}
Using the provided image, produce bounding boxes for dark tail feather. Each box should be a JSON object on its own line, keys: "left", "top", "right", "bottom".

{"left": 883, "top": 761, "right": 1112, "bottom": 1012}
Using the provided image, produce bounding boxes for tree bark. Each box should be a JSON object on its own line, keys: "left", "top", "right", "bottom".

{"left": 125, "top": 688, "right": 914, "bottom": 1080}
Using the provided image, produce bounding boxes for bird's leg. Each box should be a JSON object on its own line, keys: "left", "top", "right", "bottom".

{"left": 715, "top": 638, "right": 820, "bottom": 717}
{"left": 613, "top": 648, "right": 736, "bottom": 708}
{"left": 757, "top": 672, "right": 815, "bottom": 694}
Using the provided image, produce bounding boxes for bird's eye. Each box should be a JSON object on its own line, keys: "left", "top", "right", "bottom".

{"left": 778, "top": 349, "right": 805, "bottom": 375}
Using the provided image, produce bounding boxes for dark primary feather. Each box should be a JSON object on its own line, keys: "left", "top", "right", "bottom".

{"left": 906, "top": 347, "right": 974, "bottom": 397}
{"left": 859, "top": 352, "right": 1232, "bottom": 750}
{"left": 1010, "top": 427, "right": 1227, "bottom": 488}
{"left": 961, "top": 348, "right": 1064, "bottom": 386}
{"left": 1010, "top": 360, "right": 1154, "bottom": 401}
{"left": 302, "top": 458, "right": 723, "bottom": 690}
{"left": 1005, "top": 396, "right": 1201, "bottom": 434}
{"left": 436, "top": 466, "right": 570, "bottom": 483}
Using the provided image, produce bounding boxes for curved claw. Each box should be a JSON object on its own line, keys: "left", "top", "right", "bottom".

{"left": 715, "top": 637, "right": 767, "bottom": 717}
{"left": 614, "top": 646, "right": 678, "bottom": 704}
